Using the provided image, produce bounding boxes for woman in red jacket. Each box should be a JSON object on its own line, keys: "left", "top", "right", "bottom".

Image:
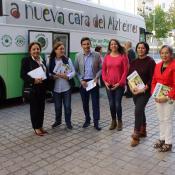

{"left": 151, "top": 45, "right": 175, "bottom": 152}
{"left": 102, "top": 39, "right": 128, "bottom": 131}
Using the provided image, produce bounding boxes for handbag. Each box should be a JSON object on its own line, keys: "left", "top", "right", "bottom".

{"left": 22, "top": 58, "right": 33, "bottom": 102}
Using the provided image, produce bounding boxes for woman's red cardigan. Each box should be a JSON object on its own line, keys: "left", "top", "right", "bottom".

{"left": 151, "top": 60, "right": 175, "bottom": 100}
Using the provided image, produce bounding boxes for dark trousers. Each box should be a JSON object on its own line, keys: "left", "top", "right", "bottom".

{"left": 30, "top": 87, "right": 46, "bottom": 129}
{"left": 106, "top": 87, "right": 124, "bottom": 121}
{"left": 53, "top": 89, "right": 72, "bottom": 126}
{"left": 125, "top": 83, "right": 132, "bottom": 97}
{"left": 133, "top": 92, "right": 150, "bottom": 131}
{"left": 80, "top": 85, "right": 100, "bottom": 124}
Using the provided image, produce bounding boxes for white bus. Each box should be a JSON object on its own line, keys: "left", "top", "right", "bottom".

{"left": 0, "top": 0, "right": 146, "bottom": 102}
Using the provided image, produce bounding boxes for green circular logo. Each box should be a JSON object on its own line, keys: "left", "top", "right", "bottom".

{"left": 1, "top": 35, "right": 12, "bottom": 47}
{"left": 35, "top": 34, "right": 48, "bottom": 51}
{"left": 15, "top": 35, "right": 25, "bottom": 47}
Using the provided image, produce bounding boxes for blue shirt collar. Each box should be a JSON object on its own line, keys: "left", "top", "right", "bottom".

{"left": 83, "top": 50, "right": 92, "bottom": 56}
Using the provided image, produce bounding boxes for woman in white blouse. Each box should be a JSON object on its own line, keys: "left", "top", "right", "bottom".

{"left": 49, "top": 42, "right": 75, "bottom": 129}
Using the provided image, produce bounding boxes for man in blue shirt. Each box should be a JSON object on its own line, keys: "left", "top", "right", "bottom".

{"left": 74, "top": 37, "right": 102, "bottom": 131}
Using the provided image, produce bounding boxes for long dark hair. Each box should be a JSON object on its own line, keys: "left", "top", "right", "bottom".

{"left": 107, "top": 39, "right": 125, "bottom": 55}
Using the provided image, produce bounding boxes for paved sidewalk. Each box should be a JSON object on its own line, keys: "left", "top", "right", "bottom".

{"left": 0, "top": 88, "right": 175, "bottom": 175}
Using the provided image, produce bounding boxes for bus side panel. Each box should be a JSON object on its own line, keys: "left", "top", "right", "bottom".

{"left": 69, "top": 52, "right": 77, "bottom": 62}
{"left": 0, "top": 54, "right": 8, "bottom": 96}
{"left": 6, "top": 53, "right": 25, "bottom": 99}
{"left": 69, "top": 52, "right": 79, "bottom": 87}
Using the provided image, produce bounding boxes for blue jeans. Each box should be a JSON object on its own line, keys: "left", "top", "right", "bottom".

{"left": 80, "top": 85, "right": 100, "bottom": 124}
{"left": 106, "top": 87, "right": 124, "bottom": 121}
{"left": 53, "top": 89, "right": 72, "bottom": 126}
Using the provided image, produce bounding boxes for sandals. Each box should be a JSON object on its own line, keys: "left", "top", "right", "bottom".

{"left": 34, "top": 129, "right": 44, "bottom": 136}
{"left": 153, "top": 140, "right": 165, "bottom": 149}
{"left": 40, "top": 128, "right": 48, "bottom": 134}
{"left": 158, "top": 144, "right": 172, "bottom": 152}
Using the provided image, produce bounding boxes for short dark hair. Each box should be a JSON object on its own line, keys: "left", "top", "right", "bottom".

{"left": 135, "top": 42, "right": 149, "bottom": 55}
{"left": 159, "top": 45, "right": 173, "bottom": 55}
{"left": 28, "top": 42, "right": 41, "bottom": 52}
{"left": 80, "top": 37, "right": 91, "bottom": 45}
{"left": 95, "top": 46, "right": 102, "bottom": 52}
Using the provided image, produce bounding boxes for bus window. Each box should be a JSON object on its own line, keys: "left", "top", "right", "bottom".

{"left": 53, "top": 33, "right": 69, "bottom": 57}
{"left": 139, "top": 28, "right": 146, "bottom": 42}
{"left": 0, "top": 0, "right": 2, "bottom": 16}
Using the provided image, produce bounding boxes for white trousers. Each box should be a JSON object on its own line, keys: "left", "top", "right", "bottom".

{"left": 156, "top": 102, "right": 175, "bottom": 144}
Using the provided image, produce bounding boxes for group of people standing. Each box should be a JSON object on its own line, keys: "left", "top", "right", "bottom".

{"left": 20, "top": 37, "right": 175, "bottom": 152}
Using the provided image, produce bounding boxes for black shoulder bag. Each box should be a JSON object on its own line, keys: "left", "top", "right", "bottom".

{"left": 22, "top": 59, "right": 33, "bottom": 102}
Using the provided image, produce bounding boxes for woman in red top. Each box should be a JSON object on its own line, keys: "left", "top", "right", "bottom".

{"left": 128, "top": 42, "right": 156, "bottom": 147}
{"left": 151, "top": 45, "right": 175, "bottom": 152}
{"left": 102, "top": 39, "right": 128, "bottom": 131}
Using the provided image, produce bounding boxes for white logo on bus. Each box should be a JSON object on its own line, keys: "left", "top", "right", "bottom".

{"left": 15, "top": 35, "right": 25, "bottom": 47}
{"left": 1, "top": 35, "right": 12, "bottom": 47}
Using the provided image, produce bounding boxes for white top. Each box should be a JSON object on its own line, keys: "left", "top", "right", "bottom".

{"left": 54, "top": 58, "right": 75, "bottom": 93}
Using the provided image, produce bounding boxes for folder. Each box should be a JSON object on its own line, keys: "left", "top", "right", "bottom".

{"left": 27, "top": 67, "right": 47, "bottom": 79}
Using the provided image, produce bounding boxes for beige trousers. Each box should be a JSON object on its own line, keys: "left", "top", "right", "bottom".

{"left": 156, "top": 101, "right": 175, "bottom": 144}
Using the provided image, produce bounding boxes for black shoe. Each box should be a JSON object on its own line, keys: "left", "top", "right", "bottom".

{"left": 47, "top": 98, "right": 54, "bottom": 103}
{"left": 94, "top": 125, "right": 101, "bottom": 131}
{"left": 94, "top": 123, "right": 101, "bottom": 131}
{"left": 82, "top": 121, "right": 90, "bottom": 128}
{"left": 52, "top": 121, "right": 62, "bottom": 128}
{"left": 67, "top": 124, "right": 73, "bottom": 130}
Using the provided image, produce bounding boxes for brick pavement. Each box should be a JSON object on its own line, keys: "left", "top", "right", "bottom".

{"left": 0, "top": 88, "right": 175, "bottom": 175}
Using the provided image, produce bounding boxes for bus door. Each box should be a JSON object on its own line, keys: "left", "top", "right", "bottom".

{"left": 139, "top": 28, "right": 146, "bottom": 42}
{"left": 140, "top": 27, "right": 154, "bottom": 43}
{"left": 52, "top": 33, "right": 70, "bottom": 57}
{"left": 0, "top": 0, "right": 2, "bottom": 16}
